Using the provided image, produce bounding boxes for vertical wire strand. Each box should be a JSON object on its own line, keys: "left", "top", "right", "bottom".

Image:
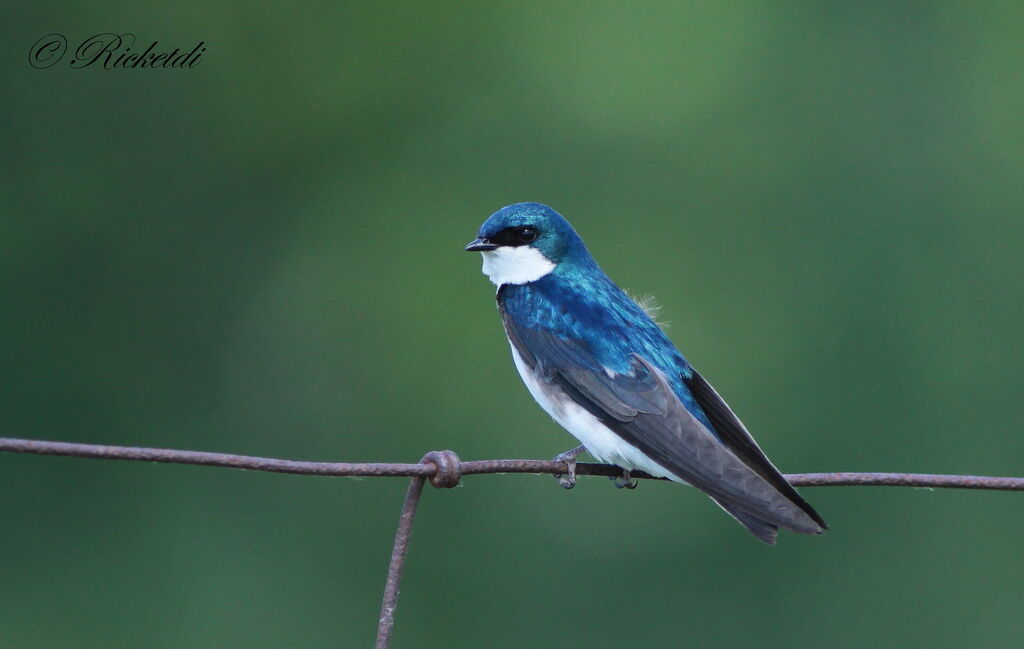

{"left": 375, "top": 476, "right": 427, "bottom": 649}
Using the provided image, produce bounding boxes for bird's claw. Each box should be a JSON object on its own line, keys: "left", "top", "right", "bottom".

{"left": 556, "top": 463, "right": 577, "bottom": 489}
{"left": 552, "top": 445, "right": 586, "bottom": 490}
{"left": 612, "top": 469, "right": 638, "bottom": 490}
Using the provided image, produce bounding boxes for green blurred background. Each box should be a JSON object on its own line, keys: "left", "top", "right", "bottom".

{"left": 3, "top": 2, "right": 1024, "bottom": 647}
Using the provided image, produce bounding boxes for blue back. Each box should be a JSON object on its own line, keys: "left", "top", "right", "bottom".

{"left": 499, "top": 266, "right": 715, "bottom": 433}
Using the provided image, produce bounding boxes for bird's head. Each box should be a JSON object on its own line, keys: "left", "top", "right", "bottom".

{"left": 465, "top": 203, "right": 591, "bottom": 286}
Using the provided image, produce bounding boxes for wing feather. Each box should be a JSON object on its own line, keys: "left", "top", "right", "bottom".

{"left": 501, "top": 304, "right": 824, "bottom": 536}
{"left": 685, "top": 369, "right": 827, "bottom": 530}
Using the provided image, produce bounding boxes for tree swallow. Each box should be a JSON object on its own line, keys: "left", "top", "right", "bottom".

{"left": 465, "top": 202, "right": 826, "bottom": 544}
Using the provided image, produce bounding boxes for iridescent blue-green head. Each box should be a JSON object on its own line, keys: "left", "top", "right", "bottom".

{"left": 464, "top": 203, "right": 595, "bottom": 285}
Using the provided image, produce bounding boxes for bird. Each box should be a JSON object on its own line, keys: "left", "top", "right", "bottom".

{"left": 465, "top": 202, "right": 826, "bottom": 544}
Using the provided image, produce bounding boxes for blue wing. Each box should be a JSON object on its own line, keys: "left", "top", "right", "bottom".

{"left": 498, "top": 281, "right": 825, "bottom": 542}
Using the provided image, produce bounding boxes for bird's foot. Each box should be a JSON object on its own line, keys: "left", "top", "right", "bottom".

{"left": 552, "top": 445, "right": 587, "bottom": 489}
{"left": 611, "top": 468, "right": 638, "bottom": 490}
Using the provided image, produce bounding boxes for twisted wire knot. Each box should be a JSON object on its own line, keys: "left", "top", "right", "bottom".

{"left": 420, "top": 450, "right": 462, "bottom": 488}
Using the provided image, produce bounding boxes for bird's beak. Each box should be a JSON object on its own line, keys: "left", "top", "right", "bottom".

{"left": 464, "top": 238, "right": 497, "bottom": 252}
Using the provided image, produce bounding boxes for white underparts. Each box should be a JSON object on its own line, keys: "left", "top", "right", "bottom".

{"left": 508, "top": 343, "right": 678, "bottom": 481}
{"left": 480, "top": 246, "right": 556, "bottom": 286}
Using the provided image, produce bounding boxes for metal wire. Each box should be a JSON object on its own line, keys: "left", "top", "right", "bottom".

{"left": 3, "top": 437, "right": 1024, "bottom": 490}
{"left": 375, "top": 475, "right": 426, "bottom": 649}
{"left": 5, "top": 434, "right": 1024, "bottom": 649}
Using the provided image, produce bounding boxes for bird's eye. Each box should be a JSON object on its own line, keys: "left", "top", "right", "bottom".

{"left": 518, "top": 227, "right": 538, "bottom": 243}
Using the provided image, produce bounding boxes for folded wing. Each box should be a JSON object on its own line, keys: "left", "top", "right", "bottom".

{"left": 501, "top": 308, "right": 825, "bottom": 541}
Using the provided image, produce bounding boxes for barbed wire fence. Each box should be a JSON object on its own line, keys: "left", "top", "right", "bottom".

{"left": 3, "top": 436, "right": 1024, "bottom": 648}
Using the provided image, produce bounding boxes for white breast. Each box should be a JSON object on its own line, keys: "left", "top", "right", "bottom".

{"left": 509, "top": 343, "right": 678, "bottom": 481}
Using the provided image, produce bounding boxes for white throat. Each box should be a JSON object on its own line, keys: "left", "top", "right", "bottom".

{"left": 480, "top": 246, "right": 556, "bottom": 286}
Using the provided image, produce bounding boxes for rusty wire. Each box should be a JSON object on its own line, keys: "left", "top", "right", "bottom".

{"left": 4, "top": 435, "right": 1024, "bottom": 649}
{"left": 4, "top": 436, "right": 1024, "bottom": 489}
{"left": 375, "top": 474, "right": 425, "bottom": 649}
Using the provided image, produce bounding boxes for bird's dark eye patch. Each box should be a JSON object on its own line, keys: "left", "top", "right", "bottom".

{"left": 489, "top": 225, "right": 540, "bottom": 247}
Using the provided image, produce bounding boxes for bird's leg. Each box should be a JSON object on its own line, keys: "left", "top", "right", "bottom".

{"left": 552, "top": 445, "right": 587, "bottom": 489}
{"left": 612, "top": 468, "right": 638, "bottom": 490}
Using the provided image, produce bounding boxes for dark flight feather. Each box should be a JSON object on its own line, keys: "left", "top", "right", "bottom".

{"left": 500, "top": 304, "right": 825, "bottom": 538}
{"left": 684, "top": 369, "right": 828, "bottom": 530}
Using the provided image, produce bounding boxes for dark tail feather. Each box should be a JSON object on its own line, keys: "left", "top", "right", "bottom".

{"left": 715, "top": 501, "right": 780, "bottom": 545}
